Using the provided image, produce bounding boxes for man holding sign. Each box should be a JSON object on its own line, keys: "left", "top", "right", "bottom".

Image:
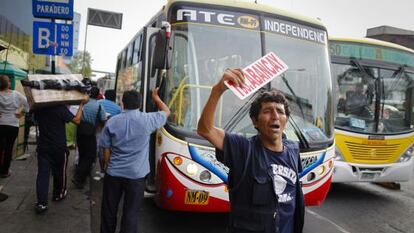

{"left": 197, "top": 66, "right": 304, "bottom": 233}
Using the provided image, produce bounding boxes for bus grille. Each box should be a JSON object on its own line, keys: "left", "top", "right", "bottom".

{"left": 344, "top": 141, "right": 399, "bottom": 163}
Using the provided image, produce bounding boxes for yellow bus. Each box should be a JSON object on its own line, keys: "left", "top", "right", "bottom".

{"left": 115, "top": 0, "right": 335, "bottom": 211}
{"left": 330, "top": 37, "right": 414, "bottom": 182}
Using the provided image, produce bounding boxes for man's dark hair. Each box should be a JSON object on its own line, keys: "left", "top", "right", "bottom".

{"left": 0, "top": 75, "right": 10, "bottom": 91}
{"left": 90, "top": 86, "right": 100, "bottom": 99}
{"left": 249, "top": 89, "right": 290, "bottom": 120}
{"left": 122, "top": 90, "right": 141, "bottom": 110}
{"left": 104, "top": 90, "right": 116, "bottom": 101}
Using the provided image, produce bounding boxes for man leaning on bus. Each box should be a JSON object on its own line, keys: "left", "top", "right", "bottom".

{"left": 99, "top": 89, "right": 170, "bottom": 233}
{"left": 197, "top": 68, "right": 304, "bottom": 233}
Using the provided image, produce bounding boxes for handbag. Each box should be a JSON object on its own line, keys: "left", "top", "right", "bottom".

{"left": 77, "top": 105, "right": 101, "bottom": 135}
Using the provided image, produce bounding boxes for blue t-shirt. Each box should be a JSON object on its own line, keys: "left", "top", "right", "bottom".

{"left": 266, "top": 148, "right": 302, "bottom": 233}
{"left": 223, "top": 134, "right": 302, "bottom": 233}
{"left": 82, "top": 99, "right": 106, "bottom": 125}
{"left": 99, "top": 99, "right": 121, "bottom": 118}
{"left": 99, "top": 109, "right": 167, "bottom": 179}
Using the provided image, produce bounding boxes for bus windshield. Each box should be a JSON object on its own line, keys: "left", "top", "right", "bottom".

{"left": 332, "top": 63, "right": 414, "bottom": 134}
{"left": 165, "top": 17, "right": 333, "bottom": 149}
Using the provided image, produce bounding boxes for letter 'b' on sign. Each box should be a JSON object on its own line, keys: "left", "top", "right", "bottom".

{"left": 38, "top": 28, "right": 50, "bottom": 49}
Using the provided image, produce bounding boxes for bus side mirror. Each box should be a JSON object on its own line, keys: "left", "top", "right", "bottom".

{"left": 152, "top": 29, "right": 171, "bottom": 76}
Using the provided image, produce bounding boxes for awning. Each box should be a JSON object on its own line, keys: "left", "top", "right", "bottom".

{"left": 0, "top": 60, "right": 27, "bottom": 79}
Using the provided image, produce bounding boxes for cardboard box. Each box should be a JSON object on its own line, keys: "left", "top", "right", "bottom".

{"left": 23, "top": 74, "right": 88, "bottom": 110}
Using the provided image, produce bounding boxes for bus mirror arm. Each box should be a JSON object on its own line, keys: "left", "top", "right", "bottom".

{"left": 161, "top": 21, "right": 172, "bottom": 70}
{"left": 152, "top": 26, "right": 172, "bottom": 75}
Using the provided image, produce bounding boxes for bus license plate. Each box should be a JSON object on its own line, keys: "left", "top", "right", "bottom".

{"left": 360, "top": 172, "right": 378, "bottom": 180}
{"left": 184, "top": 190, "right": 209, "bottom": 205}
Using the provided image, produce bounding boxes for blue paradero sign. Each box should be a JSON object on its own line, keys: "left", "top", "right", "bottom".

{"left": 33, "top": 21, "right": 73, "bottom": 56}
{"left": 32, "top": 0, "right": 74, "bottom": 20}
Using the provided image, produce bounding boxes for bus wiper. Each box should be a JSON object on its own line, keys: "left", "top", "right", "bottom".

{"left": 279, "top": 74, "right": 310, "bottom": 149}
{"left": 350, "top": 58, "right": 375, "bottom": 80}
{"left": 281, "top": 74, "right": 306, "bottom": 120}
{"left": 289, "top": 116, "right": 310, "bottom": 149}
{"left": 223, "top": 90, "right": 261, "bottom": 132}
{"left": 388, "top": 65, "right": 406, "bottom": 91}
{"left": 378, "top": 65, "right": 406, "bottom": 129}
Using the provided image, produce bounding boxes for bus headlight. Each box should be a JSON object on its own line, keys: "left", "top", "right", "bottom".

{"left": 186, "top": 163, "right": 198, "bottom": 175}
{"left": 334, "top": 146, "right": 344, "bottom": 161}
{"left": 315, "top": 165, "right": 325, "bottom": 175}
{"left": 199, "top": 170, "right": 212, "bottom": 182}
{"left": 398, "top": 145, "right": 414, "bottom": 163}
{"left": 165, "top": 154, "right": 223, "bottom": 185}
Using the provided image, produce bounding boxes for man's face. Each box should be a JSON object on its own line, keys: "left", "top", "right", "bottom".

{"left": 252, "top": 101, "right": 287, "bottom": 142}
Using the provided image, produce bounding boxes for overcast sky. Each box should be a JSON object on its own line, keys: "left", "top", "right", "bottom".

{"left": 3, "top": 0, "right": 414, "bottom": 73}
{"left": 74, "top": 0, "right": 414, "bottom": 73}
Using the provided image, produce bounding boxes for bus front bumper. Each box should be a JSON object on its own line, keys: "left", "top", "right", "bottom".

{"left": 332, "top": 158, "right": 414, "bottom": 183}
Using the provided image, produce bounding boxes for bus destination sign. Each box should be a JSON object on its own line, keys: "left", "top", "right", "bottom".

{"left": 329, "top": 41, "right": 414, "bottom": 67}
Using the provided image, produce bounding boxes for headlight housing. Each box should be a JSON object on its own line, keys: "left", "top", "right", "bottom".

{"left": 397, "top": 145, "right": 414, "bottom": 163}
{"left": 165, "top": 154, "right": 223, "bottom": 185}
{"left": 334, "top": 146, "right": 344, "bottom": 161}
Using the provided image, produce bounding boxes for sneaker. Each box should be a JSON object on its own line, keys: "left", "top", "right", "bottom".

{"left": 35, "top": 203, "right": 48, "bottom": 214}
{"left": 52, "top": 189, "right": 67, "bottom": 202}
{"left": 71, "top": 179, "right": 84, "bottom": 189}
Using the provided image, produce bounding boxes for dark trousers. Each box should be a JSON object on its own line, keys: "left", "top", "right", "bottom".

{"left": 75, "top": 133, "right": 97, "bottom": 183}
{"left": 0, "top": 125, "right": 19, "bottom": 175}
{"left": 101, "top": 174, "right": 145, "bottom": 233}
{"left": 36, "top": 147, "right": 69, "bottom": 204}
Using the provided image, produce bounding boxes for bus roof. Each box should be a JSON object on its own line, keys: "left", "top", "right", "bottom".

{"left": 329, "top": 36, "right": 414, "bottom": 54}
{"left": 164, "top": 0, "right": 326, "bottom": 28}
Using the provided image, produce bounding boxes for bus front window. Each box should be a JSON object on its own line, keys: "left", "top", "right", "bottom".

{"left": 165, "top": 23, "right": 261, "bottom": 132}
{"left": 266, "top": 34, "right": 334, "bottom": 149}
{"left": 333, "top": 64, "right": 377, "bottom": 133}
{"left": 332, "top": 63, "right": 414, "bottom": 134}
{"left": 381, "top": 69, "right": 414, "bottom": 133}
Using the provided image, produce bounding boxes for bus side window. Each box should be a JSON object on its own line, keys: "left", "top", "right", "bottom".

{"left": 127, "top": 43, "right": 133, "bottom": 66}
{"left": 133, "top": 34, "right": 142, "bottom": 64}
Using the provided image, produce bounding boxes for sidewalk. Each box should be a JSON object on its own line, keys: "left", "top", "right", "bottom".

{"left": 0, "top": 145, "right": 91, "bottom": 233}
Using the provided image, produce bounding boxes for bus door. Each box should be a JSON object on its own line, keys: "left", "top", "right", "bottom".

{"left": 141, "top": 25, "right": 172, "bottom": 191}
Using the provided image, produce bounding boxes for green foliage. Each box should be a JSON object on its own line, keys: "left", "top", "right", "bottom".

{"left": 68, "top": 50, "right": 92, "bottom": 78}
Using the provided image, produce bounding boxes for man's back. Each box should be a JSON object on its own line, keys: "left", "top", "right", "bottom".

{"left": 35, "top": 105, "right": 74, "bottom": 149}
{"left": 99, "top": 109, "right": 166, "bottom": 179}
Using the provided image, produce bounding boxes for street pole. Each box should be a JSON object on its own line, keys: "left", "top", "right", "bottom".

{"left": 51, "top": 18, "right": 56, "bottom": 74}
{"left": 82, "top": 9, "right": 89, "bottom": 77}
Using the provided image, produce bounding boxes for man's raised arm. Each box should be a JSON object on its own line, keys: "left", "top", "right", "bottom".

{"left": 197, "top": 68, "right": 245, "bottom": 150}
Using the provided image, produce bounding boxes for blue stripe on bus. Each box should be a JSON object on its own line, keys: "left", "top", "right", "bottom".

{"left": 188, "top": 145, "right": 228, "bottom": 183}
{"left": 299, "top": 152, "right": 326, "bottom": 178}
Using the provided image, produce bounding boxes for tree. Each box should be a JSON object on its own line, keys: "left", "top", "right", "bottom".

{"left": 68, "top": 50, "right": 92, "bottom": 78}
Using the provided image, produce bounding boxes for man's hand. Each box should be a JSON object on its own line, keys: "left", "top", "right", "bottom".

{"left": 151, "top": 88, "right": 171, "bottom": 117}
{"left": 215, "top": 68, "right": 245, "bottom": 93}
{"left": 151, "top": 88, "right": 161, "bottom": 102}
{"left": 81, "top": 96, "right": 89, "bottom": 105}
{"left": 197, "top": 68, "right": 244, "bottom": 150}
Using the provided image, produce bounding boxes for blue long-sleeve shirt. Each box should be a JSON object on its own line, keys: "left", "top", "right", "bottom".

{"left": 99, "top": 109, "right": 167, "bottom": 179}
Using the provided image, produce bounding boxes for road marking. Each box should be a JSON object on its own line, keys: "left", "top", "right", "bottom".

{"left": 306, "top": 209, "right": 351, "bottom": 233}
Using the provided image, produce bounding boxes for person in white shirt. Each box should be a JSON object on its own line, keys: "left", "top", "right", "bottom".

{"left": 0, "top": 74, "right": 29, "bottom": 178}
